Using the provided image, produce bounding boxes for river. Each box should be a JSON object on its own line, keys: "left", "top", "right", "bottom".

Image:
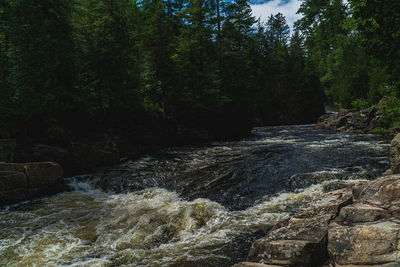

{"left": 0, "top": 125, "right": 390, "bottom": 266}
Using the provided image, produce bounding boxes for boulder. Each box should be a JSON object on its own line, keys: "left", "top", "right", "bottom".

{"left": 339, "top": 203, "right": 389, "bottom": 223}
{"left": 314, "top": 108, "right": 379, "bottom": 133}
{"left": 248, "top": 215, "right": 331, "bottom": 266}
{"left": 390, "top": 133, "right": 400, "bottom": 174}
{"left": 0, "top": 161, "right": 65, "bottom": 206}
{"left": 232, "top": 262, "right": 281, "bottom": 267}
{"left": 0, "top": 171, "right": 28, "bottom": 190}
{"left": 294, "top": 188, "right": 353, "bottom": 219}
{"left": 0, "top": 139, "right": 16, "bottom": 162}
{"left": 328, "top": 221, "right": 400, "bottom": 266}
{"left": 24, "top": 162, "right": 63, "bottom": 188}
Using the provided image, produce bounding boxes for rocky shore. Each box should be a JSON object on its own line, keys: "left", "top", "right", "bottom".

{"left": 314, "top": 108, "right": 380, "bottom": 133}
{"left": 234, "top": 133, "right": 400, "bottom": 267}
{"left": 0, "top": 162, "right": 64, "bottom": 206}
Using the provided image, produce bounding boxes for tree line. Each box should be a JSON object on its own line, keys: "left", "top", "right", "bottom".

{"left": 296, "top": 0, "right": 400, "bottom": 131}
{"left": 0, "top": 0, "right": 324, "bottom": 140}
{"left": 0, "top": 0, "right": 398, "bottom": 140}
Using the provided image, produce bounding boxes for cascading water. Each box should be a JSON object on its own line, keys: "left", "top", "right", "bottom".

{"left": 0, "top": 125, "right": 390, "bottom": 266}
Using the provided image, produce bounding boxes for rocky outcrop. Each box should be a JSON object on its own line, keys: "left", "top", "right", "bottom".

{"left": 390, "top": 133, "right": 400, "bottom": 174}
{"left": 234, "top": 134, "right": 400, "bottom": 267}
{"left": 238, "top": 174, "right": 400, "bottom": 267}
{"left": 0, "top": 162, "right": 65, "bottom": 205}
{"left": 315, "top": 108, "right": 379, "bottom": 133}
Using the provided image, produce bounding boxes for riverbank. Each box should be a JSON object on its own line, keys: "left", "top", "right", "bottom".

{"left": 235, "top": 133, "right": 400, "bottom": 266}
{"left": 0, "top": 125, "right": 390, "bottom": 266}
{"left": 1, "top": 110, "right": 253, "bottom": 177}
{"left": 314, "top": 106, "right": 398, "bottom": 137}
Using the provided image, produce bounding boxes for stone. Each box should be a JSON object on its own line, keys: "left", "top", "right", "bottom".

{"left": 295, "top": 188, "right": 353, "bottom": 218}
{"left": 231, "top": 262, "right": 281, "bottom": 267}
{"left": 252, "top": 239, "right": 327, "bottom": 266}
{"left": 328, "top": 221, "right": 400, "bottom": 266}
{"left": 390, "top": 133, "right": 400, "bottom": 174}
{"left": 0, "top": 171, "right": 28, "bottom": 191}
{"left": 339, "top": 203, "right": 389, "bottom": 223}
{"left": 248, "top": 215, "right": 330, "bottom": 266}
{"left": 24, "top": 162, "right": 63, "bottom": 188}
{"left": 383, "top": 169, "right": 393, "bottom": 176}
{"left": 0, "top": 139, "right": 16, "bottom": 162}
{"left": 314, "top": 108, "right": 379, "bottom": 133}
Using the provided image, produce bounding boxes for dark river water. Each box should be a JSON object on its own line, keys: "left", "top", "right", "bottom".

{"left": 0, "top": 125, "right": 390, "bottom": 266}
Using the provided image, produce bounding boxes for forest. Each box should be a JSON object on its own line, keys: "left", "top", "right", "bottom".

{"left": 0, "top": 0, "right": 399, "bottom": 145}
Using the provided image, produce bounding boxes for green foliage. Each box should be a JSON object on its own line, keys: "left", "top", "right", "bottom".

{"left": 377, "top": 96, "right": 400, "bottom": 130}
{"left": 296, "top": 0, "right": 400, "bottom": 130}
{"left": 0, "top": 0, "right": 326, "bottom": 137}
{"left": 351, "top": 99, "right": 369, "bottom": 112}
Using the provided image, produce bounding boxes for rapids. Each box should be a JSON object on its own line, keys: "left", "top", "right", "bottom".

{"left": 0, "top": 125, "right": 390, "bottom": 266}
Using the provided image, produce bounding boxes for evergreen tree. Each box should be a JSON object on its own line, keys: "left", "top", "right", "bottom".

{"left": 7, "top": 0, "right": 76, "bottom": 118}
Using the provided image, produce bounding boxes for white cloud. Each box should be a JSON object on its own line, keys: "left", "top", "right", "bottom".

{"left": 251, "top": 0, "right": 302, "bottom": 31}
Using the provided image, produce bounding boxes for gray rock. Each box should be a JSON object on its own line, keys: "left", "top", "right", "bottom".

{"left": 231, "top": 262, "right": 280, "bottom": 267}
{"left": 390, "top": 133, "right": 400, "bottom": 174}
{"left": 0, "top": 171, "right": 28, "bottom": 190}
{"left": 328, "top": 221, "right": 400, "bottom": 265}
{"left": 339, "top": 203, "right": 389, "bottom": 223}
{"left": 248, "top": 215, "right": 330, "bottom": 266}
{"left": 0, "top": 161, "right": 65, "bottom": 206}
{"left": 24, "top": 162, "right": 63, "bottom": 188}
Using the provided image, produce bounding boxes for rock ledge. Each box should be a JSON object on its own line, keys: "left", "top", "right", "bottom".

{"left": 0, "top": 162, "right": 64, "bottom": 205}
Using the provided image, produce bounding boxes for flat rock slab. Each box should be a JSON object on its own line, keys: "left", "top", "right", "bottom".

{"left": 232, "top": 262, "right": 281, "bottom": 267}
{"left": 328, "top": 220, "right": 400, "bottom": 266}
{"left": 24, "top": 162, "right": 63, "bottom": 187}
{"left": 295, "top": 188, "right": 353, "bottom": 218}
{"left": 248, "top": 215, "right": 330, "bottom": 265}
{"left": 0, "top": 162, "right": 64, "bottom": 205}
{"left": 354, "top": 175, "right": 400, "bottom": 212}
{"left": 339, "top": 203, "right": 389, "bottom": 223}
{"left": 0, "top": 171, "right": 28, "bottom": 190}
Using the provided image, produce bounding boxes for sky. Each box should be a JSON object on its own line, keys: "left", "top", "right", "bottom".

{"left": 250, "top": 0, "right": 302, "bottom": 31}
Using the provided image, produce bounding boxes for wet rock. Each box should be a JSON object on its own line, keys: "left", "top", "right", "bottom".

{"left": 24, "top": 162, "right": 63, "bottom": 187}
{"left": 339, "top": 203, "right": 389, "bottom": 223}
{"left": 248, "top": 215, "right": 330, "bottom": 266}
{"left": 354, "top": 175, "right": 400, "bottom": 212}
{"left": 0, "top": 162, "right": 65, "bottom": 206}
{"left": 294, "top": 188, "right": 353, "bottom": 219}
{"left": 0, "top": 171, "right": 28, "bottom": 190}
{"left": 315, "top": 108, "right": 379, "bottom": 133}
{"left": 328, "top": 221, "right": 400, "bottom": 266}
{"left": 232, "top": 262, "right": 281, "bottom": 267}
{"left": 390, "top": 133, "right": 400, "bottom": 174}
{"left": 383, "top": 168, "right": 393, "bottom": 176}
{"left": 0, "top": 139, "right": 16, "bottom": 162}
